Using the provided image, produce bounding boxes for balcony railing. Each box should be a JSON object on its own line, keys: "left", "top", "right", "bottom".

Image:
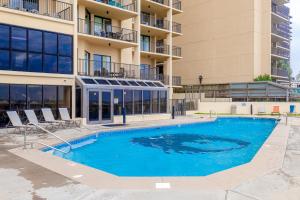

{"left": 141, "top": 42, "right": 170, "bottom": 55}
{"left": 272, "top": 26, "right": 290, "bottom": 39}
{"left": 172, "top": 22, "right": 181, "bottom": 33}
{"left": 140, "top": 68, "right": 160, "bottom": 80}
{"left": 159, "top": 75, "right": 181, "bottom": 86}
{"left": 151, "top": 0, "right": 169, "bottom": 6}
{"left": 272, "top": 3, "right": 290, "bottom": 20}
{"left": 172, "top": 0, "right": 181, "bottom": 10}
{"left": 172, "top": 46, "right": 182, "bottom": 57}
{"left": 277, "top": 41, "right": 290, "bottom": 49}
{"left": 0, "top": 0, "right": 73, "bottom": 21}
{"left": 78, "top": 59, "right": 139, "bottom": 79}
{"left": 78, "top": 18, "right": 137, "bottom": 43}
{"left": 272, "top": 67, "right": 289, "bottom": 78}
{"left": 94, "top": 0, "right": 137, "bottom": 12}
{"left": 272, "top": 47, "right": 290, "bottom": 58}
{"left": 141, "top": 13, "right": 170, "bottom": 30}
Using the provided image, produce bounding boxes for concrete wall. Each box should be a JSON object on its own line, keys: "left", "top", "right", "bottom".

{"left": 197, "top": 101, "right": 299, "bottom": 114}
{"left": 173, "top": 0, "right": 271, "bottom": 85}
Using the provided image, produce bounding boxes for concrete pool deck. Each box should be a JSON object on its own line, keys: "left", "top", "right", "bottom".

{"left": 1, "top": 115, "right": 300, "bottom": 199}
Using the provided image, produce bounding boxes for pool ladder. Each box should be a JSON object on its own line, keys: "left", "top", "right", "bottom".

{"left": 209, "top": 110, "right": 218, "bottom": 118}
{"left": 23, "top": 123, "right": 72, "bottom": 154}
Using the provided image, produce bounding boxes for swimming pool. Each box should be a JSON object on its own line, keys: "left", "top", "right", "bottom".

{"left": 45, "top": 117, "right": 277, "bottom": 177}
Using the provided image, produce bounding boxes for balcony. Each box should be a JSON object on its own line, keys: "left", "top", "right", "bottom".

{"left": 271, "top": 47, "right": 290, "bottom": 59}
{"left": 151, "top": 0, "right": 169, "bottom": 6}
{"left": 141, "top": 13, "right": 170, "bottom": 36}
{"left": 172, "top": 0, "right": 182, "bottom": 14}
{"left": 272, "top": 3, "right": 290, "bottom": 20}
{"left": 172, "top": 21, "right": 182, "bottom": 35}
{"left": 272, "top": 26, "right": 290, "bottom": 40}
{"left": 0, "top": 0, "right": 73, "bottom": 21}
{"left": 78, "top": 0, "right": 137, "bottom": 20}
{"left": 277, "top": 41, "right": 290, "bottom": 49}
{"left": 159, "top": 75, "right": 182, "bottom": 86}
{"left": 78, "top": 59, "right": 140, "bottom": 79}
{"left": 172, "top": 46, "right": 182, "bottom": 58}
{"left": 78, "top": 18, "right": 137, "bottom": 48}
{"left": 271, "top": 67, "right": 289, "bottom": 78}
{"left": 141, "top": 42, "right": 170, "bottom": 61}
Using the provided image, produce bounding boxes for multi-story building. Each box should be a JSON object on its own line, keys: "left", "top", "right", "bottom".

{"left": 173, "top": 0, "right": 291, "bottom": 86}
{"left": 0, "top": 0, "right": 183, "bottom": 126}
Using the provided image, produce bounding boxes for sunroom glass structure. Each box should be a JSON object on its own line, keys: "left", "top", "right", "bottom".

{"left": 76, "top": 77, "right": 168, "bottom": 124}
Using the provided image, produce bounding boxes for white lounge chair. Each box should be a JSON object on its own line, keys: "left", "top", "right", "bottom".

{"left": 6, "top": 111, "right": 35, "bottom": 134}
{"left": 59, "top": 108, "right": 81, "bottom": 127}
{"left": 258, "top": 106, "right": 266, "bottom": 115}
{"left": 24, "top": 110, "right": 57, "bottom": 130}
{"left": 41, "top": 108, "right": 66, "bottom": 128}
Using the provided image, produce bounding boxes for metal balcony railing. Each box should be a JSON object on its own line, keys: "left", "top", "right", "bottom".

{"left": 141, "top": 13, "right": 170, "bottom": 30}
{"left": 0, "top": 0, "right": 73, "bottom": 21}
{"left": 78, "top": 18, "right": 137, "bottom": 43}
{"left": 172, "top": 21, "right": 181, "bottom": 33}
{"left": 172, "top": 46, "right": 182, "bottom": 57}
{"left": 94, "top": 0, "right": 137, "bottom": 12}
{"left": 172, "top": 0, "right": 181, "bottom": 10}
{"left": 78, "top": 59, "right": 140, "bottom": 79}
{"left": 272, "top": 3, "right": 290, "bottom": 20}
{"left": 151, "top": 0, "right": 169, "bottom": 6}
{"left": 277, "top": 42, "right": 290, "bottom": 49}
{"left": 271, "top": 67, "right": 289, "bottom": 78}
{"left": 272, "top": 47, "right": 290, "bottom": 58}
{"left": 140, "top": 68, "right": 160, "bottom": 81}
{"left": 141, "top": 42, "right": 170, "bottom": 55}
{"left": 272, "top": 26, "right": 290, "bottom": 39}
{"left": 159, "top": 75, "right": 181, "bottom": 86}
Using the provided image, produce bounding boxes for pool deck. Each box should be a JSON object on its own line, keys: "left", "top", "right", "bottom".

{"left": 1, "top": 115, "right": 300, "bottom": 199}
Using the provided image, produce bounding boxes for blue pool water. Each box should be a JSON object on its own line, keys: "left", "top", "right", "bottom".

{"left": 46, "top": 117, "right": 277, "bottom": 177}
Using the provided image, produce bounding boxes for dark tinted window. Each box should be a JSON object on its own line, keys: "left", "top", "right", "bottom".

{"left": 43, "top": 86, "right": 58, "bottom": 118}
{"left": 0, "top": 84, "right": 9, "bottom": 111}
{"left": 58, "top": 56, "right": 72, "bottom": 74}
{"left": 28, "top": 30, "right": 42, "bottom": 52}
{"left": 0, "top": 25, "right": 9, "bottom": 49}
{"left": 44, "top": 32, "right": 57, "bottom": 54}
{"left": 114, "top": 89, "right": 123, "bottom": 115}
{"left": 82, "top": 78, "right": 96, "bottom": 84}
{"left": 43, "top": 54, "right": 57, "bottom": 73}
{"left": 0, "top": 50, "right": 10, "bottom": 70}
{"left": 124, "top": 90, "right": 133, "bottom": 115}
{"left": 145, "top": 82, "right": 156, "bottom": 87}
{"left": 160, "top": 91, "right": 167, "bottom": 113}
{"left": 108, "top": 80, "right": 120, "bottom": 85}
{"left": 11, "top": 27, "right": 27, "bottom": 50}
{"left": 28, "top": 53, "right": 42, "bottom": 72}
{"left": 137, "top": 81, "right": 148, "bottom": 87}
{"left": 134, "top": 90, "right": 142, "bottom": 114}
{"left": 153, "top": 82, "right": 164, "bottom": 87}
{"left": 11, "top": 51, "right": 27, "bottom": 71}
{"left": 95, "top": 79, "right": 110, "bottom": 85}
{"left": 10, "top": 85, "right": 27, "bottom": 110}
{"left": 143, "top": 91, "right": 151, "bottom": 114}
{"left": 58, "top": 35, "right": 72, "bottom": 56}
{"left": 27, "top": 85, "right": 43, "bottom": 110}
{"left": 58, "top": 86, "right": 72, "bottom": 111}
{"left": 152, "top": 91, "right": 159, "bottom": 113}
{"left": 128, "top": 81, "right": 139, "bottom": 86}
{"left": 119, "top": 80, "right": 130, "bottom": 86}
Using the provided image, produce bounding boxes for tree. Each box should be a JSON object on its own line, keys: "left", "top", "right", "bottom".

{"left": 296, "top": 72, "right": 300, "bottom": 81}
{"left": 254, "top": 74, "right": 273, "bottom": 82}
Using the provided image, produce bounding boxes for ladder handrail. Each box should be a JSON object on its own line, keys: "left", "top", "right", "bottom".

{"left": 28, "top": 141, "right": 70, "bottom": 154}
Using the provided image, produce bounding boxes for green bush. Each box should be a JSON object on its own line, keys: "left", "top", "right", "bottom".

{"left": 254, "top": 74, "right": 273, "bottom": 82}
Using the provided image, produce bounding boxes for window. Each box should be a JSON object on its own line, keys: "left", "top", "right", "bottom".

{"left": 94, "top": 16, "right": 112, "bottom": 36}
{"left": 141, "top": 35, "right": 150, "bottom": 52}
{"left": 43, "top": 54, "right": 57, "bottom": 73}
{"left": 160, "top": 91, "right": 167, "bottom": 113}
{"left": 27, "top": 85, "right": 43, "bottom": 110}
{"left": 28, "top": 30, "right": 42, "bottom": 52}
{"left": 58, "top": 86, "right": 72, "bottom": 115}
{"left": 11, "top": 27, "right": 27, "bottom": 51}
{"left": 124, "top": 90, "right": 133, "bottom": 115}
{"left": 43, "top": 86, "right": 58, "bottom": 118}
{"left": 0, "top": 84, "right": 9, "bottom": 127}
{"left": 10, "top": 85, "right": 27, "bottom": 110}
{"left": 76, "top": 88, "right": 82, "bottom": 118}
{"left": 140, "top": 64, "right": 151, "bottom": 80}
{"left": 134, "top": 90, "right": 142, "bottom": 114}
{"left": 11, "top": 51, "right": 27, "bottom": 71}
{"left": 28, "top": 53, "right": 42, "bottom": 72}
{"left": 58, "top": 56, "right": 72, "bottom": 74}
{"left": 0, "top": 50, "right": 10, "bottom": 70}
{"left": 143, "top": 91, "right": 151, "bottom": 114}
{"left": 44, "top": 32, "right": 57, "bottom": 54}
{"left": 58, "top": 35, "right": 72, "bottom": 56}
{"left": 24, "top": 0, "right": 39, "bottom": 10}
{"left": 0, "top": 24, "right": 9, "bottom": 49}
{"left": 94, "top": 54, "right": 111, "bottom": 76}
{"left": 152, "top": 91, "right": 159, "bottom": 113}
{"left": 114, "top": 89, "right": 123, "bottom": 115}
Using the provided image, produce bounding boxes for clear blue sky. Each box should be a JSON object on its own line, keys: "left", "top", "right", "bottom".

{"left": 289, "top": 1, "right": 300, "bottom": 77}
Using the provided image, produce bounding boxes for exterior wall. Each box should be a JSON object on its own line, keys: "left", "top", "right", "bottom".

{"left": 173, "top": 0, "right": 271, "bottom": 85}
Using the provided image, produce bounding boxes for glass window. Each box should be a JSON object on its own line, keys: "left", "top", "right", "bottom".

{"left": 58, "top": 34, "right": 72, "bottom": 56}
{"left": 143, "top": 91, "right": 151, "bottom": 114}
{"left": 114, "top": 89, "right": 123, "bottom": 115}
{"left": 160, "top": 91, "right": 167, "bottom": 113}
{"left": 27, "top": 85, "right": 43, "bottom": 111}
{"left": 43, "top": 86, "right": 58, "bottom": 118}
{"left": 58, "top": 86, "right": 72, "bottom": 111}
{"left": 43, "top": 54, "right": 57, "bottom": 73}
{"left": 28, "top": 53, "right": 42, "bottom": 72}
{"left": 152, "top": 91, "right": 159, "bottom": 113}
{"left": 28, "top": 30, "right": 42, "bottom": 52}
{"left": 10, "top": 85, "right": 27, "bottom": 111}
{"left": 141, "top": 35, "right": 150, "bottom": 52}
{"left": 44, "top": 32, "right": 57, "bottom": 54}
{"left": 76, "top": 88, "right": 82, "bottom": 118}
{"left": 0, "top": 24, "right": 9, "bottom": 49}
{"left": 0, "top": 50, "right": 10, "bottom": 70}
{"left": 11, "top": 51, "right": 27, "bottom": 71}
{"left": 0, "top": 84, "right": 9, "bottom": 127}
{"left": 58, "top": 56, "right": 72, "bottom": 74}
{"left": 11, "top": 27, "right": 27, "bottom": 51}
{"left": 124, "top": 90, "right": 133, "bottom": 115}
{"left": 134, "top": 90, "right": 142, "bottom": 114}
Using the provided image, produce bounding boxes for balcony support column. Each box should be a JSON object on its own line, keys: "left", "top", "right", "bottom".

{"left": 166, "top": 0, "right": 173, "bottom": 100}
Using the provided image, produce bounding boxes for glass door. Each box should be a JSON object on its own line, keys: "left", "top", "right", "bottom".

{"left": 85, "top": 11, "right": 91, "bottom": 34}
{"left": 88, "top": 91, "right": 100, "bottom": 123}
{"left": 101, "top": 91, "right": 112, "bottom": 122}
{"left": 83, "top": 51, "right": 90, "bottom": 76}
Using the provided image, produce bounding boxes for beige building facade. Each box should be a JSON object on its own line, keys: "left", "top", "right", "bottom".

{"left": 173, "top": 0, "right": 291, "bottom": 86}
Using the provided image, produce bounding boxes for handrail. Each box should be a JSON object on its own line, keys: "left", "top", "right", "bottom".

{"left": 30, "top": 141, "right": 70, "bottom": 154}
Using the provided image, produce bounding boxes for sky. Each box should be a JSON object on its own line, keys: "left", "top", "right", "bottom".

{"left": 289, "top": 1, "right": 300, "bottom": 77}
